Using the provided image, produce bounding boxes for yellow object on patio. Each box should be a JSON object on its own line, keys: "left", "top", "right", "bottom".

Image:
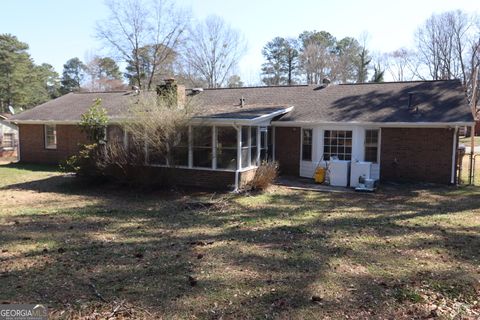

{"left": 314, "top": 167, "right": 326, "bottom": 183}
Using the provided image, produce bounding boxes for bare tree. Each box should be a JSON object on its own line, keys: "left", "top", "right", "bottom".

{"left": 300, "top": 41, "right": 334, "bottom": 84}
{"left": 415, "top": 10, "right": 477, "bottom": 81}
{"left": 122, "top": 89, "right": 195, "bottom": 166}
{"left": 183, "top": 15, "right": 246, "bottom": 88}
{"left": 384, "top": 48, "right": 418, "bottom": 81}
{"left": 96, "top": 0, "right": 189, "bottom": 90}
{"left": 415, "top": 10, "right": 480, "bottom": 103}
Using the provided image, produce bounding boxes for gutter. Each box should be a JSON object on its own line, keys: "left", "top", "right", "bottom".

{"left": 271, "top": 120, "right": 475, "bottom": 128}
{"left": 10, "top": 107, "right": 295, "bottom": 127}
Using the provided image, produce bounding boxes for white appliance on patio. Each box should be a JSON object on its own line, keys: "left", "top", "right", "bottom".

{"left": 328, "top": 160, "right": 351, "bottom": 187}
{"left": 350, "top": 161, "right": 373, "bottom": 188}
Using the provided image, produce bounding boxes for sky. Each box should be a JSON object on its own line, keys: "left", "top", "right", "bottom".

{"left": 1, "top": 0, "right": 479, "bottom": 85}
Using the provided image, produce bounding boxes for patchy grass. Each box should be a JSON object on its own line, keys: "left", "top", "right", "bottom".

{"left": 1, "top": 163, "right": 480, "bottom": 319}
{"left": 460, "top": 154, "right": 480, "bottom": 185}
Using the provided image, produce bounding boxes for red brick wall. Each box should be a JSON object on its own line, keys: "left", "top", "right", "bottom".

{"left": 274, "top": 126, "right": 300, "bottom": 176}
{"left": 18, "top": 124, "right": 89, "bottom": 164}
{"left": 144, "top": 167, "right": 257, "bottom": 190}
{"left": 380, "top": 128, "right": 455, "bottom": 184}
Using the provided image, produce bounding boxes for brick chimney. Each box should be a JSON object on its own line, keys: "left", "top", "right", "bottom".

{"left": 156, "top": 78, "right": 186, "bottom": 107}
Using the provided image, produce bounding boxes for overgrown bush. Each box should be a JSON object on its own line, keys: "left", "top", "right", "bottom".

{"left": 61, "top": 99, "right": 108, "bottom": 179}
{"left": 248, "top": 160, "right": 278, "bottom": 191}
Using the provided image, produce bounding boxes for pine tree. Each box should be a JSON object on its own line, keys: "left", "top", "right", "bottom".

{"left": 61, "top": 57, "right": 86, "bottom": 94}
{"left": 370, "top": 63, "right": 385, "bottom": 83}
{"left": 261, "top": 37, "right": 298, "bottom": 85}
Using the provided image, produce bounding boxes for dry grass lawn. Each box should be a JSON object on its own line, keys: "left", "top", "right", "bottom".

{"left": 1, "top": 163, "right": 480, "bottom": 319}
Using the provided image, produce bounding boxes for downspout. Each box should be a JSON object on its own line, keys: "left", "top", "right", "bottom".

{"left": 451, "top": 126, "right": 458, "bottom": 184}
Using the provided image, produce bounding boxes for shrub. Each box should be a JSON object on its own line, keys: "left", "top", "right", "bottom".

{"left": 248, "top": 161, "right": 278, "bottom": 191}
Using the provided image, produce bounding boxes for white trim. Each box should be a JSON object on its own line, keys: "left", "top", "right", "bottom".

{"left": 212, "top": 126, "right": 217, "bottom": 169}
{"left": 9, "top": 107, "right": 293, "bottom": 126}
{"left": 13, "top": 120, "right": 78, "bottom": 125}
{"left": 247, "top": 127, "right": 252, "bottom": 167}
{"left": 451, "top": 126, "right": 458, "bottom": 184}
{"left": 188, "top": 125, "right": 193, "bottom": 168}
{"left": 300, "top": 128, "right": 314, "bottom": 162}
{"left": 257, "top": 127, "right": 261, "bottom": 164}
{"left": 148, "top": 163, "right": 255, "bottom": 173}
{"left": 190, "top": 106, "right": 294, "bottom": 126}
{"left": 44, "top": 124, "right": 57, "bottom": 150}
{"left": 272, "top": 121, "right": 475, "bottom": 128}
{"left": 272, "top": 126, "right": 276, "bottom": 161}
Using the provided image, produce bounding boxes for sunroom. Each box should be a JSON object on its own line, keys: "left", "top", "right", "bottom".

{"left": 144, "top": 106, "right": 293, "bottom": 189}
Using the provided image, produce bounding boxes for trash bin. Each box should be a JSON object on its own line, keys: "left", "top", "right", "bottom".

{"left": 314, "top": 167, "right": 326, "bottom": 184}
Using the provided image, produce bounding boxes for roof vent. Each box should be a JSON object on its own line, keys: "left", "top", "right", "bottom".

{"left": 192, "top": 88, "right": 204, "bottom": 94}
{"left": 240, "top": 96, "right": 245, "bottom": 108}
{"left": 408, "top": 92, "right": 418, "bottom": 113}
{"left": 322, "top": 78, "right": 331, "bottom": 85}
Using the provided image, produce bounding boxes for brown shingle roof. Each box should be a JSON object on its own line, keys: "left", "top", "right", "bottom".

{"left": 10, "top": 80, "right": 473, "bottom": 124}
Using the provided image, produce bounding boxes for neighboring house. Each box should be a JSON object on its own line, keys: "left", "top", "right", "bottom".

{"left": 8, "top": 79, "right": 473, "bottom": 189}
{"left": 0, "top": 113, "right": 18, "bottom": 158}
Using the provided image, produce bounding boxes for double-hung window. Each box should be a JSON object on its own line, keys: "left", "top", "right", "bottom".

{"left": 323, "top": 130, "right": 352, "bottom": 160}
{"left": 44, "top": 124, "right": 57, "bottom": 149}
{"left": 364, "top": 129, "right": 379, "bottom": 162}
{"left": 2, "top": 133, "right": 14, "bottom": 148}
{"left": 302, "top": 129, "right": 313, "bottom": 161}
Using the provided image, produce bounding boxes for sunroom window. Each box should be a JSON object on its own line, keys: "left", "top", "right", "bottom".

{"left": 172, "top": 129, "right": 189, "bottom": 166}
{"left": 192, "top": 126, "right": 212, "bottom": 168}
{"left": 241, "top": 127, "right": 249, "bottom": 168}
{"left": 250, "top": 127, "right": 258, "bottom": 166}
{"left": 216, "top": 127, "right": 237, "bottom": 170}
{"left": 323, "top": 130, "right": 352, "bottom": 160}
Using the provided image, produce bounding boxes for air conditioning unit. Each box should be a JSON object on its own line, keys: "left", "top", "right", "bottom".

{"left": 329, "top": 160, "right": 351, "bottom": 187}
{"left": 350, "top": 161, "right": 373, "bottom": 187}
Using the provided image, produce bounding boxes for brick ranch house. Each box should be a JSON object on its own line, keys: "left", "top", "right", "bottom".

{"left": 8, "top": 79, "right": 474, "bottom": 189}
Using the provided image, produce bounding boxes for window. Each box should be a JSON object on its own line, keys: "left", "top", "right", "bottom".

{"left": 2, "top": 133, "right": 14, "bottom": 148}
{"left": 241, "top": 126, "right": 249, "bottom": 168}
{"left": 107, "top": 126, "right": 124, "bottom": 144}
{"left": 216, "top": 127, "right": 237, "bottom": 170}
{"left": 192, "top": 126, "right": 212, "bottom": 168}
{"left": 260, "top": 127, "right": 270, "bottom": 161}
{"left": 302, "top": 129, "right": 313, "bottom": 161}
{"left": 364, "top": 129, "right": 379, "bottom": 162}
{"left": 172, "top": 129, "right": 189, "bottom": 166}
{"left": 44, "top": 125, "right": 57, "bottom": 149}
{"left": 250, "top": 127, "right": 258, "bottom": 166}
{"left": 323, "top": 130, "right": 352, "bottom": 160}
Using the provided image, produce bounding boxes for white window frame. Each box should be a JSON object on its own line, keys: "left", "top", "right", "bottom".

{"left": 2, "top": 133, "right": 14, "bottom": 149}
{"left": 301, "top": 128, "right": 314, "bottom": 162}
{"left": 44, "top": 124, "right": 57, "bottom": 150}
{"left": 323, "top": 129, "right": 353, "bottom": 161}
{"left": 364, "top": 128, "right": 380, "bottom": 163}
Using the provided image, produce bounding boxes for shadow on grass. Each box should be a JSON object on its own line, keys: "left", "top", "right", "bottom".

{"left": 0, "top": 162, "right": 60, "bottom": 173}
{"left": 1, "top": 168, "right": 480, "bottom": 318}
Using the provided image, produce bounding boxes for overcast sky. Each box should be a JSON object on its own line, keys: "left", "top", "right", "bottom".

{"left": 1, "top": 0, "right": 479, "bottom": 85}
